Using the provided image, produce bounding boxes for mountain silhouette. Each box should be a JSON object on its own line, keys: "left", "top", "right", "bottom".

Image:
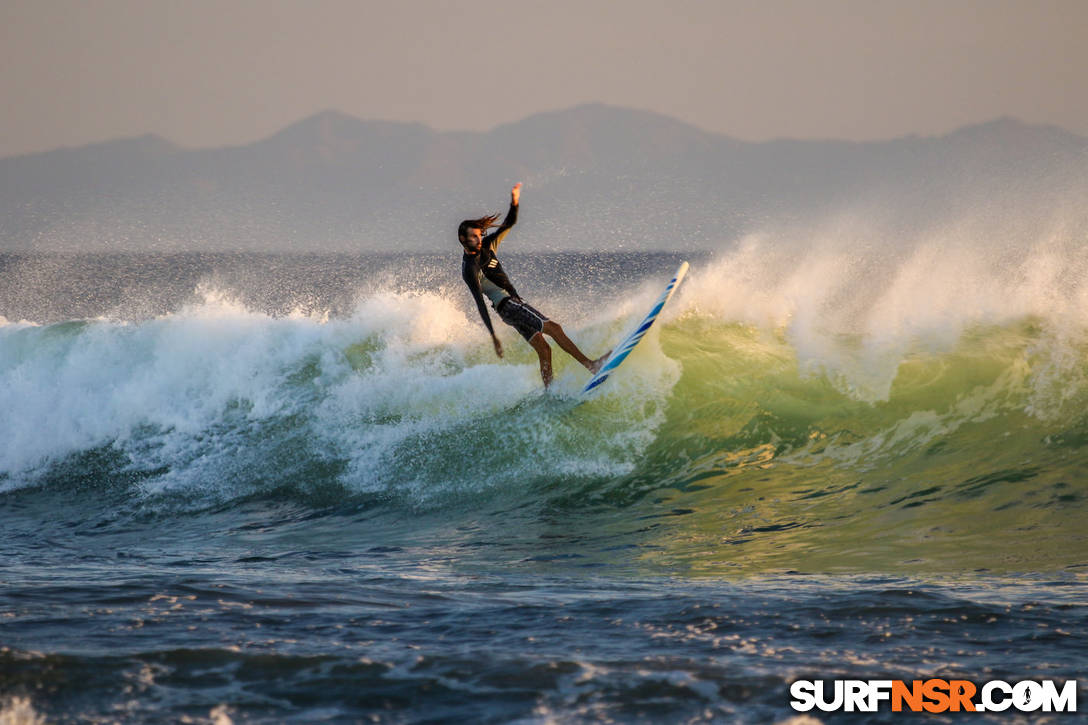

{"left": 2, "top": 104, "right": 1084, "bottom": 252}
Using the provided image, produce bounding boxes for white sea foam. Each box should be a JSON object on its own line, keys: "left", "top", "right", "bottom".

{"left": 0, "top": 282, "right": 677, "bottom": 501}
{"left": 0, "top": 698, "right": 45, "bottom": 725}
{"left": 677, "top": 208, "right": 1088, "bottom": 401}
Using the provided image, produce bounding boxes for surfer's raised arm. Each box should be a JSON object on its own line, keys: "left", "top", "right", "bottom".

{"left": 488, "top": 183, "right": 521, "bottom": 250}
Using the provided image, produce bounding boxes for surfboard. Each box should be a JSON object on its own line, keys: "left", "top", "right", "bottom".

{"left": 582, "top": 261, "right": 689, "bottom": 396}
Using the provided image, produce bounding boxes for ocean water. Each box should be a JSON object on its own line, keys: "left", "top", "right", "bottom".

{"left": 1, "top": 246, "right": 1086, "bottom": 723}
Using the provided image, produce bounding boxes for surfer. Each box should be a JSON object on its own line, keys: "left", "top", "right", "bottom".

{"left": 459, "top": 183, "right": 608, "bottom": 388}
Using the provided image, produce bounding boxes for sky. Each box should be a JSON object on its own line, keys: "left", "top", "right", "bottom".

{"left": 1, "top": 0, "right": 1086, "bottom": 158}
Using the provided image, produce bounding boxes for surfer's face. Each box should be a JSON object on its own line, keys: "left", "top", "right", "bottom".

{"left": 460, "top": 227, "right": 483, "bottom": 253}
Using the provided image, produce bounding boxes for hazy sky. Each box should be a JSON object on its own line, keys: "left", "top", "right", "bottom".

{"left": 2, "top": 0, "right": 1085, "bottom": 157}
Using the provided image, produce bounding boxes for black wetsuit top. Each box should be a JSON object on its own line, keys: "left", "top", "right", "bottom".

{"left": 461, "top": 202, "right": 520, "bottom": 336}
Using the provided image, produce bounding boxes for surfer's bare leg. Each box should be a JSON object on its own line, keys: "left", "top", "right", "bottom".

{"left": 528, "top": 332, "right": 554, "bottom": 388}
{"left": 541, "top": 321, "right": 608, "bottom": 373}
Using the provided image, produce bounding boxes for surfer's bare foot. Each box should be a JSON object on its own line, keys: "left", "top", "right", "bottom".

{"left": 588, "top": 351, "right": 611, "bottom": 375}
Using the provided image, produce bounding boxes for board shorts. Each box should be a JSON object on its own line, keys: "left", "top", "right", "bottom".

{"left": 496, "top": 297, "right": 549, "bottom": 341}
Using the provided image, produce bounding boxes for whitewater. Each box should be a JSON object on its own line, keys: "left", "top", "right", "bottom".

{"left": 2, "top": 224, "right": 1087, "bottom": 721}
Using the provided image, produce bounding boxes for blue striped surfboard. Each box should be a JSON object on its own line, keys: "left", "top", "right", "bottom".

{"left": 582, "top": 261, "right": 689, "bottom": 396}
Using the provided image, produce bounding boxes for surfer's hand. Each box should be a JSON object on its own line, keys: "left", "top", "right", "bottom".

{"left": 492, "top": 336, "right": 503, "bottom": 358}
{"left": 511, "top": 182, "right": 521, "bottom": 206}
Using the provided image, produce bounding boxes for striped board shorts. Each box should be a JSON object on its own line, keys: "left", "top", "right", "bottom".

{"left": 496, "top": 297, "right": 549, "bottom": 341}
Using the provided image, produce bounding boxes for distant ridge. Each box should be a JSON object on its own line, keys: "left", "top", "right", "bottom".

{"left": 2, "top": 105, "right": 1085, "bottom": 252}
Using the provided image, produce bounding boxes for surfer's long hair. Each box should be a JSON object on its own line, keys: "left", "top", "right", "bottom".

{"left": 458, "top": 213, "right": 501, "bottom": 240}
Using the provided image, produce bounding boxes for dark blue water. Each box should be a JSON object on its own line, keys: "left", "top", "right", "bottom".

{"left": 2, "top": 253, "right": 1086, "bottom": 723}
{"left": 4, "top": 490, "right": 1085, "bottom": 724}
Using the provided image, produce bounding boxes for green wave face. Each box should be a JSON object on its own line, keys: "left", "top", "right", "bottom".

{"left": 605, "top": 316, "right": 1088, "bottom": 577}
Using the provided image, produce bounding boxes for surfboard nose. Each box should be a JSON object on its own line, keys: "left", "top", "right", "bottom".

{"left": 581, "top": 261, "right": 689, "bottom": 397}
